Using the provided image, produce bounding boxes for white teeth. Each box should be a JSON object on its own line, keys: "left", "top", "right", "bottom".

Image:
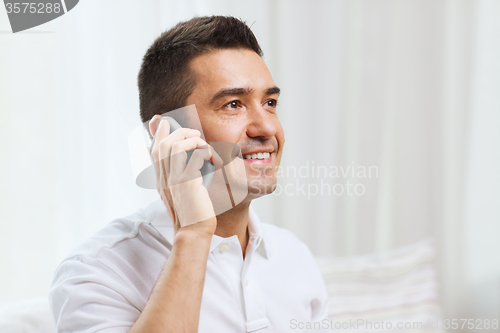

{"left": 243, "top": 152, "right": 271, "bottom": 160}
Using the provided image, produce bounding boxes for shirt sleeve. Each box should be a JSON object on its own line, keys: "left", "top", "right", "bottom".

{"left": 49, "top": 255, "right": 142, "bottom": 333}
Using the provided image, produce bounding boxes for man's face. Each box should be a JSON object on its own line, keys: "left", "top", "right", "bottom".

{"left": 186, "top": 48, "right": 284, "bottom": 200}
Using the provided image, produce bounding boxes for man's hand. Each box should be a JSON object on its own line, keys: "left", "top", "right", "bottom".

{"left": 129, "top": 114, "right": 222, "bottom": 333}
{"left": 149, "top": 114, "right": 222, "bottom": 237}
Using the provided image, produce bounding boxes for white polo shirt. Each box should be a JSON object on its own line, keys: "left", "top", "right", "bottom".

{"left": 49, "top": 198, "right": 329, "bottom": 332}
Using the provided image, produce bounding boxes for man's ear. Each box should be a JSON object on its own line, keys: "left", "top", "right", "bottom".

{"left": 149, "top": 115, "right": 162, "bottom": 137}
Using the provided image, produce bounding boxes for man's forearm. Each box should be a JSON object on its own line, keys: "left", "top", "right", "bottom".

{"left": 129, "top": 230, "right": 212, "bottom": 333}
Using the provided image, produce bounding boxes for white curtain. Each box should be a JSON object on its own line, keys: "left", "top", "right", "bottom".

{"left": 1, "top": 0, "right": 498, "bottom": 325}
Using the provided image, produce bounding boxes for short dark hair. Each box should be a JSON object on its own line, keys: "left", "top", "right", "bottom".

{"left": 137, "top": 16, "right": 263, "bottom": 124}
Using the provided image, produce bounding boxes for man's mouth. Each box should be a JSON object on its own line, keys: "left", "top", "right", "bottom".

{"left": 243, "top": 152, "right": 271, "bottom": 160}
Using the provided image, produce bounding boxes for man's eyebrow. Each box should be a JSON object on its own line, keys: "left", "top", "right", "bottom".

{"left": 210, "top": 87, "right": 253, "bottom": 104}
{"left": 266, "top": 86, "right": 281, "bottom": 96}
{"left": 210, "top": 86, "right": 281, "bottom": 104}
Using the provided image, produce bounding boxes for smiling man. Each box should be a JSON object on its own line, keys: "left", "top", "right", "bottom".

{"left": 49, "top": 16, "right": 329, "bottom": 333}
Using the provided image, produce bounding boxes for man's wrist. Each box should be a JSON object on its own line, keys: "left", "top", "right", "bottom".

{"left": 174, "top": 225, "right": 214, "bottom": 248}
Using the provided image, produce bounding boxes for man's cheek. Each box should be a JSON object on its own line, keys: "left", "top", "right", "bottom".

{"left": 209, "top": 130, "right": 240, "bottom": 144}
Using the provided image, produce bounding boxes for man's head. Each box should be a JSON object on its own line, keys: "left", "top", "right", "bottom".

{"left": 138, "top": 16, "right": 284, "bottom": 200}
{"left": 138, "top": 16, "right": 263, "bottom": 123}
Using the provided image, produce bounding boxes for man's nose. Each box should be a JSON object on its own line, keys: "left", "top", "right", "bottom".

{"left": 246, "top": 104, "right": 277, "bottom": 139}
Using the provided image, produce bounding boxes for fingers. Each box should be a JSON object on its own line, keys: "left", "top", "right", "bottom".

{"left": 151, "top": 117, "right": 201, "bottom": 163}
{"left": 150, "top": 115, "right": 222, "bottom": 190}
{"left": 150, "top": 120, "right": 200, "bottom": 189}
{"left": 178, "top": 145, "right": 223, "bottom": 187}
{"left": 148, "top": 114, "right": 166, "bottom": 138}
{"left": 182, "top": 147, "right": 212, "bottom": 179}
{"left": 169, "top": 137, "right": 209, "bottom": 181}
{"left": 211, "top": 148, "right": 224, "bottom": 169}
{"left": 172, "top": 143, "right": 224, "bottom": 185}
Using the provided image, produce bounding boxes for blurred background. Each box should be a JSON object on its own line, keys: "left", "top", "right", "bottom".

{"left": 0, "top": 0, "right": 498, "bottom": 328}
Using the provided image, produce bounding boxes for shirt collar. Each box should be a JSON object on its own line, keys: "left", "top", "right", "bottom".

{"left": 144, "top": 197, "right": 272, "bottom": 259}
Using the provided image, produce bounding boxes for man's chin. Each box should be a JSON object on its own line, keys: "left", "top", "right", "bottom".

{"left": 247, "top": 181, "right": 277, "bottom": 198}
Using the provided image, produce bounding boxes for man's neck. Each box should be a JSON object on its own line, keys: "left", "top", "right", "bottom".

{"left": 214, "top": 202, "right": 251, "bottom": 258}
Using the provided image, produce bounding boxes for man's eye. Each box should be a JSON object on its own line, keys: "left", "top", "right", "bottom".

{"left": 224, "top": 100, "right": 242, "bottom": 109}
{"left": 266, "top": 99, "right": 278, "bottom": 108}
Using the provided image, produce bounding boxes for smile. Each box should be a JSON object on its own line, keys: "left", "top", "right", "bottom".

{"left": 243, "top": 152, "right": 271, "bottom": 160}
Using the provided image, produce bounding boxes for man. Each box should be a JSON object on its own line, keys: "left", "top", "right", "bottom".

{"left": 49, "top": 16, "right": 329, "bottom": 332}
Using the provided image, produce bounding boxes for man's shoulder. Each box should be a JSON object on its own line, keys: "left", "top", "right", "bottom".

{"left": 60, "top": 207, "right": 167, "bottom": 263}
{"left": 48, "top": 207, "right": 168, "bottom": 325}
{"left": 50, "top": 206, "right": 169, "bottom": 302}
